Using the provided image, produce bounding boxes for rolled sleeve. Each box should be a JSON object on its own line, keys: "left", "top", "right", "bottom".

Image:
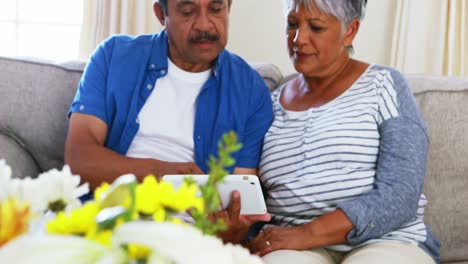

{"left": 68, "top": 37, "right": 115, "bottom": 125}
{"left": 336, "top": 116, "right": 429, "bottom": 245}
{"left": 236, "top": 74, "right": 273, "bottom": 169}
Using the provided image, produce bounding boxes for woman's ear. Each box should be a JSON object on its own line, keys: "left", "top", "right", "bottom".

{"left": 343, "top": 18, "right": 360, "bottom": 47}
{"left": 153, "top": 3, "right": 166, "bottom": 26}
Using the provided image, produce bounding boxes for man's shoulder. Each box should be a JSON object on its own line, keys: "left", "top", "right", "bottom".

{"left": 93, "top": 32, "right": 168, "bottom": 70}
{"left": 101, "top": 34, "right": 158, "bottom": 54}
{"left": 219, "top": 50, "right": 265, "bottom": 84}
{"left": 220, "top": 50, "right": 253, "bottom": 71}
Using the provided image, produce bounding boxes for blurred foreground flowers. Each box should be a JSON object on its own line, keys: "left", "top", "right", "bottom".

{"left": 0, "top": 132, "right": 262, "bottom": 263}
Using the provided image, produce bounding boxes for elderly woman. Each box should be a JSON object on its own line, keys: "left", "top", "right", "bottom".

{"left": 247, "top": 0, "right": 440, "bottom": 263}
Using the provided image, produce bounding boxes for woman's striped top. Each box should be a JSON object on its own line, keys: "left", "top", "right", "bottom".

{"left": 259, "top": 65, "right": 439, "bottom": 261}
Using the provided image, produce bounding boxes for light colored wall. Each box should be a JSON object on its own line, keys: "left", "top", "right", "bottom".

{"left": 227, "top": 0, "right": 395, "bottom": 76}
{"left": 227, "top": 0, "right": 294, "bottom": 75}
{"left": 353, "top": 0, "right": 396, "bottom": 66}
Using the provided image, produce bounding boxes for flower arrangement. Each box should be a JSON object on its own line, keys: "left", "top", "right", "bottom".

{"left": 0, "top": 132, "right": 262, "bottom": 264}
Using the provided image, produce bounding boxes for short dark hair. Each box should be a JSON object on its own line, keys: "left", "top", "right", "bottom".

{"left": 157, "top": 0, "right": 232, "bottom": 15}
{"left": 157, "top": 0, "right": 168, "bottom": 14}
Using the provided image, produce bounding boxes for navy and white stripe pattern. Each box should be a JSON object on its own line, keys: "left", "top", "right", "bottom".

{"left": 259, "top": 65, "right": 428, "bottom": 251}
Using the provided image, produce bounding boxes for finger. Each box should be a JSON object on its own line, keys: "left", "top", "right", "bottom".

{"left": 207, "top": 212, "right": 218, "bottom": 223}
{"left": 245, "top": 241, "right": 257, "bottom": 254}
{"left": 249, "top": 237, "right": 273, "bottom": 256}
{"left": 227, "top": 191, "right": 241, "bottom": 221}
{"left": 246, "top": 239, "right": 261, "bottom": 254}
{"left": 248, "top": 230, "right": 266, "bottom": 249}
{"left": 255, "top": 234, "right": 276, "bottom": 256}
{"left": 258, "top": 244, "right": 276, "bottom": 257}
{"left": 242, "top": 213, "right": 271, "bottom": 224}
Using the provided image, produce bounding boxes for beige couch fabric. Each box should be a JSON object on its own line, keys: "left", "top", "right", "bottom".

{"left": 0, "top": 57, "right": 84, "bottom": 176}
{"left": 408, "top": 76, "right": 468, "bottom": 263}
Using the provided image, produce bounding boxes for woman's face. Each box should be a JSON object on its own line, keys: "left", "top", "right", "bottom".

{"left": 286, "top": 1, "right": 354, "bottom": 76}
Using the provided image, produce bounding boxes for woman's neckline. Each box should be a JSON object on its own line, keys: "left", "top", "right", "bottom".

{"left": 278, "top": 63, "right": 375, "bottom": 115}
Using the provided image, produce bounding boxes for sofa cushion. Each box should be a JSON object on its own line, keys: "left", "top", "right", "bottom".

{"left": 0, "top": 56, "right": 84, "bottom": 174}
{"left": 0, "top": 133, "right": 39, "bottom": 179}
{"left": 251, "top": 63, "right": 283, "bottom": 91}
{"left": 407, "top": 75, "right": 468, "bottom": 263}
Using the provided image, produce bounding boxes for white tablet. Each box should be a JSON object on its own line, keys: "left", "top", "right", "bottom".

{"left": 162, "top": 174, "right": 267, "bottom": 215}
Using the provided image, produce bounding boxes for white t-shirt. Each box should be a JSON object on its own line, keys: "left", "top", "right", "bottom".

{"left": 126, "top": 59, "right": 211, "bottom": 162}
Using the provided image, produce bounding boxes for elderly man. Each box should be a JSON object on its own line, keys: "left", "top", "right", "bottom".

{"left": 66, "top": 0, "right": 272, "bottom": 242}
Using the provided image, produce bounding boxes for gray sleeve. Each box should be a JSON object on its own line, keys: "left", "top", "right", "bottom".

{"left": 336, "top": 67, "right": 430, "bottom": 245}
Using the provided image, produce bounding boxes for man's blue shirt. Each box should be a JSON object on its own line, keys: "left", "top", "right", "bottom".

{"left": 69, "top": 31, "right": 273, "bottom": 173}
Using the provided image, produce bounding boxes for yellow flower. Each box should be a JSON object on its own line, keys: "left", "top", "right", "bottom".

{"left": 0, "top": 198, "right": 30, "bottom": 247}
{"left": 169, "top": 217, "right": 183, "bottom": 225}
{"left": 136, "top": 176, "right": 174, "bottom": 214}
{"left": 152, "top": 208, "right": 166, "bottom": 222}
{"left": 166, "top": 182, "right": 205, "bottom": 213}
{"left": 127, "top": 244, "right": 151, "bottom": 261}
{"left": 46, "top": 202, "right": 99, "bottom": 236}
{"left": 84, "top": 213, "right": 134, "bottom": 247}
{"left": 94, "top": 183, "right": 110, "bottom": 201}
{"left": 136, "top": 176, "right": 204, "bottom": 217}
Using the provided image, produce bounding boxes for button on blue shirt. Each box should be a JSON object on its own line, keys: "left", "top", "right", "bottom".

{"left": 69, "top": 31, "right": 273, "bottom": 173}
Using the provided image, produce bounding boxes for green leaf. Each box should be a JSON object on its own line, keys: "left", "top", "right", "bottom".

{"left": 96, "top": 206, "right": 127, "bottom": 231}
{"left": 191, "top": 131, "right": 243, "bottom": 235}
{"left": 183, "top": 177, "right": 196, "bottom": 186}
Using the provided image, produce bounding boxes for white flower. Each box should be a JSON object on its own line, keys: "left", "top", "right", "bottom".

{"left": 0, "top": 159, "right": 12, "bottom": 180}
{"left": 35, "top": 165, "right": 89, "bottom": 213}
{"left": 0, "top": 159, "right": 13, "bottom": 202}
{"left": 0, "top": 235, "right": 125, "bottom": 264}
{"left": 0, "top": 223, "right": 263, "bottom": 264}
{"left": 0, "top": 161, "right": 89, "bottom": 214}
{"left": 113, "top": 221, "right": 264, "bottom": 264}
{"left": 0, "top": 160, "right": 42, "bottom": 211}
{"left": 225, "top": 243, "right": 264, "bottom": 264}
{"left": 3, "top": 176, "right": 48, "bottom": 215}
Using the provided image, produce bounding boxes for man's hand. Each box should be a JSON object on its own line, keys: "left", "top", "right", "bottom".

{"left": 214, "top": 191, "right": 271, "bottom": 244}
{"left": 152, "top": 161, "right": 203, "bottom": 180}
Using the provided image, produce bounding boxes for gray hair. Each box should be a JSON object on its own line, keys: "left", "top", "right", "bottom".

{"left": 287, "top": 0, "right": 367, "bottom": 54}
{"left": 156, "top": 0, "right": 232, "bottom": 15}
{"left": 293, "top": 0, "right": 366, "bottom": 25}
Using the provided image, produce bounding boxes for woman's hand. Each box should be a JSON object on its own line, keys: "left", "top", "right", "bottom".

{"left": 247, "top": 225, "right": 313, "bottom": 256}
{"left": 248, "top": 210, "right": 353, "bottom": 256}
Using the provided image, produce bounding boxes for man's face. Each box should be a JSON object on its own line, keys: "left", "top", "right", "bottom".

{"left": 164, "top": 0, "right": 230, "bottom": 72}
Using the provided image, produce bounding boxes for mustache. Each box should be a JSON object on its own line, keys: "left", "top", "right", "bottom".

{"left": 189, "top": 32, "right": 220, "bottom": 42}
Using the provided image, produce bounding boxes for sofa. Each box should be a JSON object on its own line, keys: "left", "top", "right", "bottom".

{"left": 0, "top": 56, "right": 466, "bottom": 263}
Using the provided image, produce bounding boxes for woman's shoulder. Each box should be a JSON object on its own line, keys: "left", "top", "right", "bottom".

{"left": 367, "top": 65, "right": 408, "bottom": 86}
{"left": 368, "top": 65, "right": 426, "bottom": 126}
{"left": 359, "top": 64, "right": 414, "bottom": 101}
